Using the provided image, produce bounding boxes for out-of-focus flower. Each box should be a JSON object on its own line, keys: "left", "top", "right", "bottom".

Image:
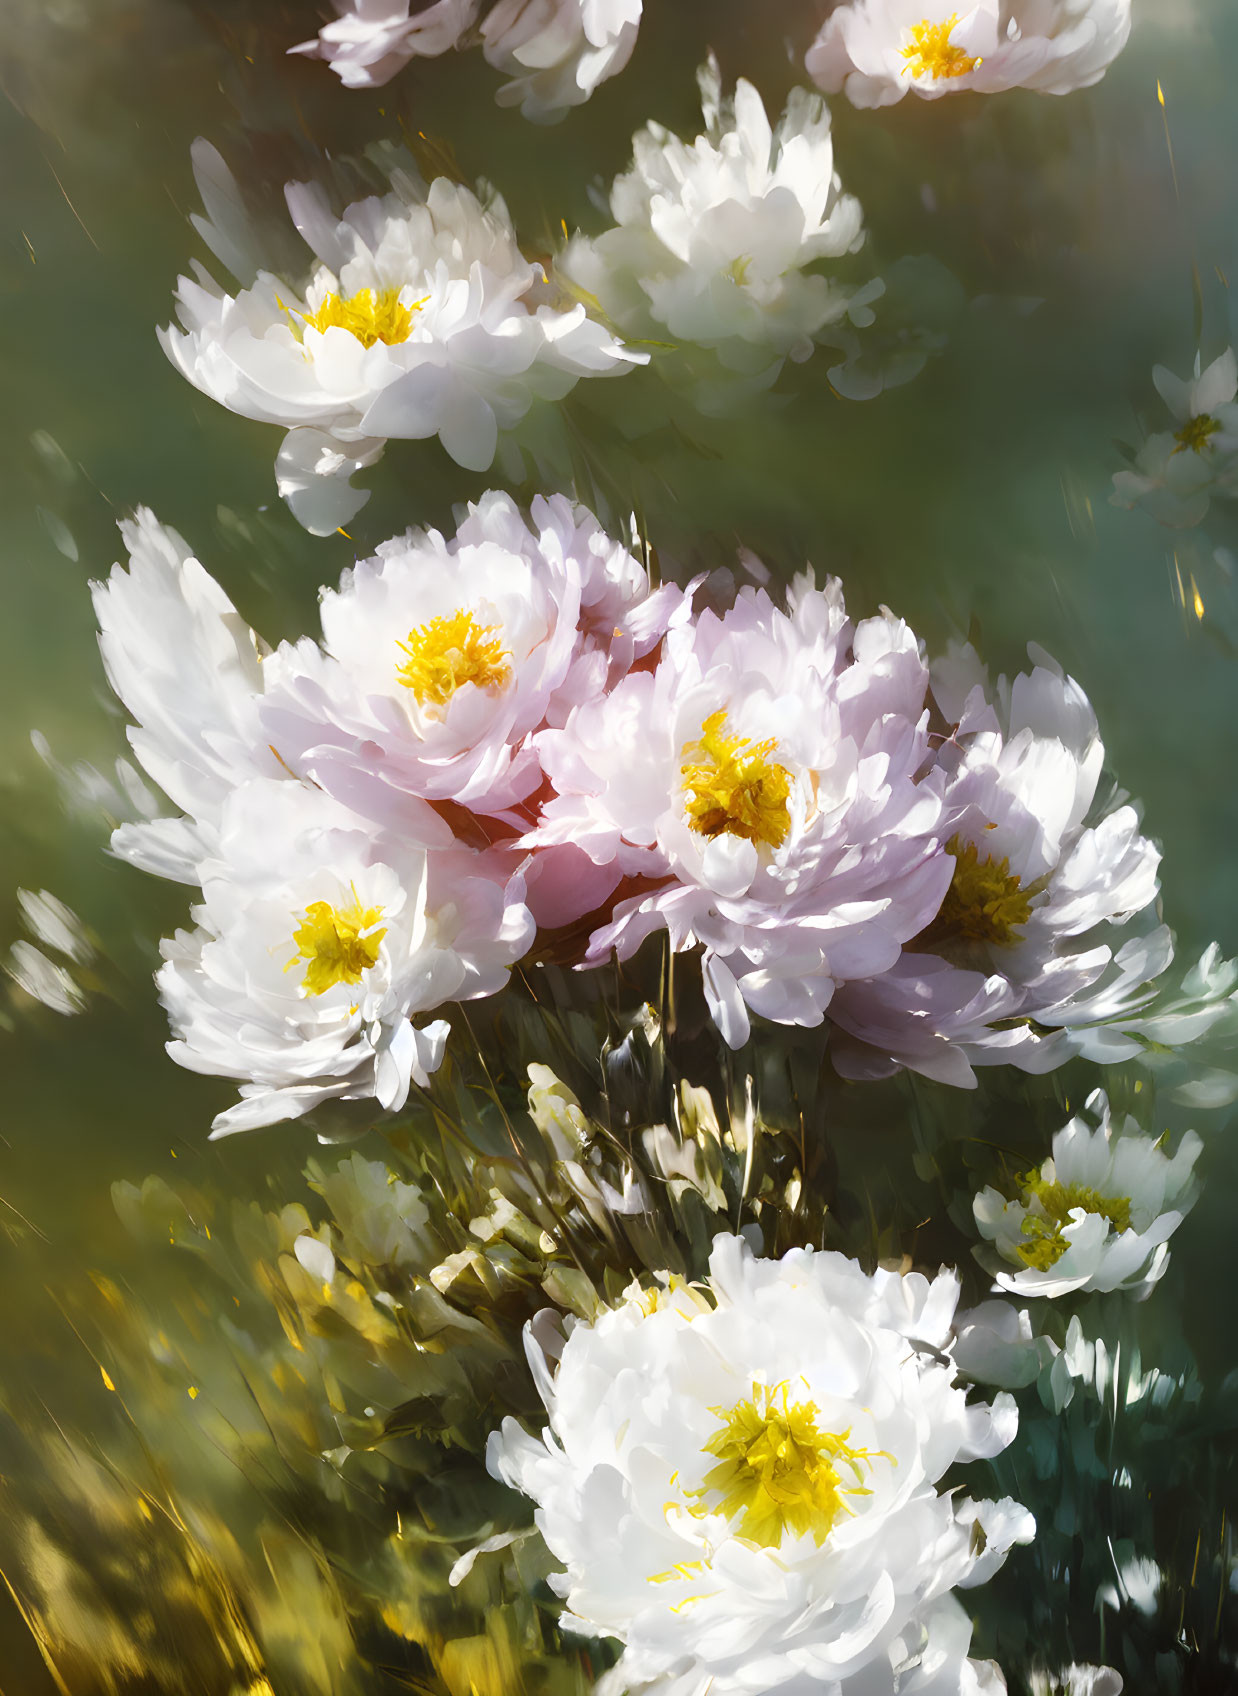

{"left": 531, "top": 574, "right": 950, "bottom": 1047}
{"left": 489, "top": 1232, "right": 1031, "bottom": 1696}
{"left": 161, "top": 143, "right": 642, "bottom": 533}
{"left": 561, "top": 57, "right": 873, "bottom": 393}
{"left": 480, "top": 0, "right": 642, "bottom": 120}
{"left": 807, "top": 0, "right": 1132, "bottom": 109}
{"left": 951, "top": 1299, "right": 1053, "bottom": 1389}
{"left": 91, "top": 508, "right": 277, "bottom": 883}
{"left": 291, "top": 0, "right": 480, "bottom": 87}
{"left": 1030, "top": 1666, "right": 1124, "bottom": 1696}
{"left": 973, "top": 1090, "right": 1201, "bottom": 1299}
{"left": 1111, "top": 349, "right": 1238, "bottom": 529}
{"left": 292, "top": 0, "right": 641, "bottom": 119}
{"left": 160, "top": 778, "right": 532, "bottom": 1136}
{"left": 260, "top": 489, "right": 677, "bottom": 824}
{"left": 829, "top": 645, "right": 1163, "bottom": 1086}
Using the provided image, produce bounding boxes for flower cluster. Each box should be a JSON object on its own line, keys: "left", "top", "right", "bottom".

{"left": 162, "top": 143, "right": 642, "bottom": 533}
{"left": 808, "top": 0, "right": 1132, "bottom": 108}
{"left": 490, "top": 1232, "right": 1033, "bottom": 1696}
{"left": 96, "top": 492, "right": 1191, "bottom": 1130}
{"left": 292, "top": 0, "right": 643, "bottom": 121}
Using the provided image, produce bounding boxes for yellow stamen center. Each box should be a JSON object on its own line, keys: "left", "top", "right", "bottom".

{"left": 901, "top": 14, "right": 981, "bottom": 81}
{"left": 681, "top": 711, "right": 792, "bottom": 848}
{"left": 1016, "top": 1174, "right": 1133, "bottom": 1271}
{"left": 1173, "top": 414, "right": 1221, "bottom": 455}
{"left": 920, "top": 834, "right": 1033, "bottom": 949}
{"left": 303, "top": 288, "right": 418, "bottom": 349}
{"left": 687, "top": 1384, "right": 888, "bottom": 1548}
{"left": 395, "top": 610, "right": 512, "bottom": 707}
{"left": 291, "top": 897, "right": 386, "bottom": 997}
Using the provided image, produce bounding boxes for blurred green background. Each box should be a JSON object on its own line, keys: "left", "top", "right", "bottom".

{"left": 0, "top": 0, "right": 1236, "bottom": 1686}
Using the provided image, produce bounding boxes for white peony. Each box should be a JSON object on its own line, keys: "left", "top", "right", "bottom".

{"left": 829, "top": 644, "right": 1164, "bottom": 1086}
{"left": 260, "top": 489, "right": 678, "bottom": 825}
{"left": 291, "top": 0, "right": 641, "bottom": 119}
{"left": 91, "top": 508, "right": 277, "bottom": 883}
{"left": 530, "top": 573, "right": 951, "bottom": 1048}
{"left": 290, "top": 0, "right": 480, "bottom": 86}
{"left": 973, "top": 1090, "right": 1201, "bottom": 1299}
{"left": 561, "top": 58, "right": 872, "bottom": 388}
{"left": 488, "top": 1232, "right": 1032, "bottom": 1696}
{"left": 159, "top": 778, "right": 533, "bottom": 1136}
{"left": 1111, "top": 348, "right": 1238, "bottom": 529}
{"left": 161, "top": 143, "right": 642, "bottom": 533}
{"left": 807, "top": 0, "right": 1132, "bottom": 109}
{"left": 480, "top": 0, "right": 642, "bottom": 120}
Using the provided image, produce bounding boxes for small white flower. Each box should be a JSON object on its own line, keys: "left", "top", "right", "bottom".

{"left": 161, "top": 143, "right": 642, "bottom": 533}
{"left": 309, "top": 1152, "right": 438, "bottom": 1268}
{"left": 973, "top": 1090, "right": 1201, "bottom": 1299}
{"left": 290, "top": 0, "right": 480, "bottom": 88}
{"left": 562, "top": 57, "right": 870, "bottom": 389}
{"left": 951, "top": 1299, "right": 1053, "bottom": 1389}
{"left": 160, "top": 778, "right": 533, "bottom": 1136}
{"left": 829, "top": 645, "right": 1163, "bottom": 1085}
{"left": 532, "top": 574, "right": 950, "bottom": 1047}
{"left": 1111, "top": 349, "right": 1238, "bottom": 529}
{"left": 488, "top": 1232, "right": 1031, "bottom": 1696}
{"left": 807, "top": 0, "right": 1132, "bottom": 109}
{"left": 480, "top": 0, "right": 642, "bottom": 120}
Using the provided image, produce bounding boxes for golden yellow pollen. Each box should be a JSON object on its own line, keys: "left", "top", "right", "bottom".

{"left": 1016, "top": 1174, "right": 1133, "bottom": 1271}
{"left": 395, "top": 610, "right": 512, "bottom": 707}
{"left": 919, "top": 834, "right": 1033, "bottom": 950}
{"left": 681, "top": 711, "right": 792, "bottom": 849}
{"left": 1173, "top": 413, "right": 1221, "bottom": 455}
{"left": 302, "top": 287, "right": 419, "bottom": 348}
{"left": 687, "top": 1384, "right": 888, "bottom": 1549}
{"left": 291, "top": 896, "right": 386, "bottom": 997}
{"left": 900, "top": 14, "right": 982, "bottom": 81}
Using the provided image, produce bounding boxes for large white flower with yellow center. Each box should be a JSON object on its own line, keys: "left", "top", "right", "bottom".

{"left": 807, "top": 0, "right": 1131, "bottom": 109}
{"left": 159, "top": 778, "right": 533, "bottom": 1136}
{"left": 259, "top": 490, "right": 677, "bottom": 831}
{"left": 828, "top": 645, "right": 1163, "bottom": 1086}
{"left": 560, "top": 58, "right": 871, "bottom": 386}
{"left": 973, "top": 1091, "right": 1201, "bottom": 1299}
{"left": 488, "top": 1234, "right": 1032, "bottom": 1696}
{"left": 531, "top": 575, "right": 950, "bottom": 1047}
{"left": 161, "top": 144, "right": 642, "bottom": 533}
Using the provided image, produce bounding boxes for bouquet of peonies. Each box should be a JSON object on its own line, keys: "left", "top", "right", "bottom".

{"left": 8, "top": 3, "right": 1238, "bottom": 1695}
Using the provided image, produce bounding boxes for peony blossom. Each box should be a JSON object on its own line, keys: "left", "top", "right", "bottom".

{"left": 159, "top": 777, "right": 532, "bottom": 1136}
{"left": 480, "top": 0, "right": 642, "bottom": 121}
{"left": 161, "top": 142, "right": 642, "bottom": 533}
{"left": 530, "top": 573, "right": 951, "bottom": 1048}
{"left": 807, "top": 0, "right": 1132, "bottom": 109}
{"left": 260, "top": 489, "right": 679, "bottom": 827}
{"left": 829, "top": 644, "right": 1164, "bottom": 1086}
{"left": 290, "top": 0, "right": 480, "bottom": 87}
{"left": 1111, "top": 348, "right": 1238, "bottom": 529}
{"left": 488, "top": 1232, "right": 1032, "bottom": 1696}
{"left": 91, "top": 507, "right": 278, "bottom": 883}
{"left": 561, "top": 57, "right": 874, "bottom": 391}
{"left": 292, "top": 0, "right": 642, "bottom": 121}
{"left": 973, "top": 1090, "right": 1201, "bottom": 1299}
